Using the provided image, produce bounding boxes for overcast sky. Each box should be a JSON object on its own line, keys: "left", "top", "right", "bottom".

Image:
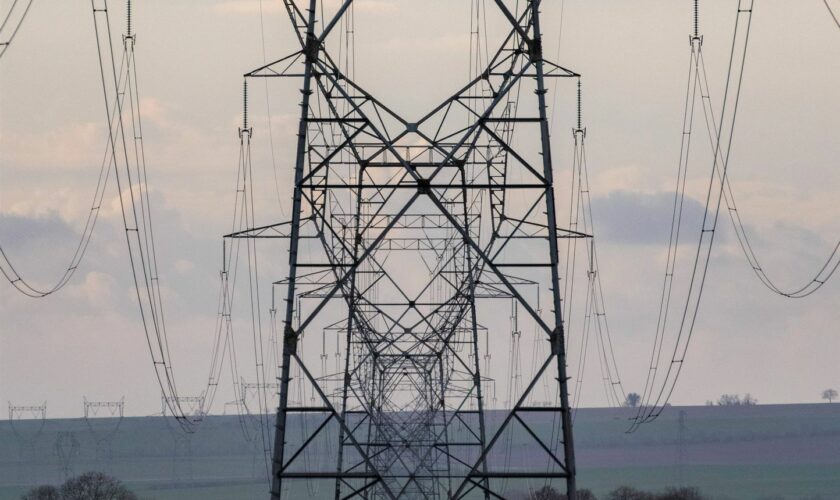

{"left": 1, "top": 0, "right": 838, "bottom": 419}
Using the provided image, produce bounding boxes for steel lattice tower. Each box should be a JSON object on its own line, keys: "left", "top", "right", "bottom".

{"left": 232, "top": 1, "right": 581, "bottom": 498}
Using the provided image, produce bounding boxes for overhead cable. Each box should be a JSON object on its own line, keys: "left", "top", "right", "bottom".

{"left": 694, "top": 49, "right": 839, "bottom": 299}
{"left": 0, "top": 0, "right": 34, "bottom": 60}
{"left": 0, "top": 3, "right": 128, "bottom": 298}
{"left": 825, "top": 0, "right": 840, "bottom": 30}
{"left": 629, "top": 0, "right": 755, "bottom": 432}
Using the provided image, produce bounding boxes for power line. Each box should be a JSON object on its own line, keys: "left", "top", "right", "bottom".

{"left": 576, "top": 116, "right": 627, "bottom": 408}
{"left": 0, "top": 29, "right": 133, "bottom": 298}
{"left": 87, "top": 0, "right": 270, "bottom": 433}
{"left": 0, "top": 0, "right": 34, "bottom": 60}
{"left": 825, "top": 0, "right": 840, "bottom": 30}
{"left": 630, "top": 0, "right": 755, "bottom": 432}
{"left": 692, "top": 43, "right": 839, "bottom": 299}
{"left": 90, "top": 0, "right": 212, "bottom": 430}
{"left": 567, "top": 78, "right": 626, "bottom": 414}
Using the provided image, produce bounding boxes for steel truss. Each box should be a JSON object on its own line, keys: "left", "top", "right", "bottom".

{"left": 234, "top": 1, "right": 582, "bottom": 498}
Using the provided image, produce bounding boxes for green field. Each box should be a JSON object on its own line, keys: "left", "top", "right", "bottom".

{"left": 1, "top": 404, "right": 838, "bottom": 499}
{"left": 579, "top": 464, "right": 840, "bottom": 499}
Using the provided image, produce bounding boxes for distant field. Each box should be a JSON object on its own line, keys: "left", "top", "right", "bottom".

{"left": 1, "top": 404, "right": 838, "bottom": 499}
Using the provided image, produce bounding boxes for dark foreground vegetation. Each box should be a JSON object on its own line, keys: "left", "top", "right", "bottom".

{"left": 20, "top": 478, "right": 836, "bottom": 500}
{"left": 518, "top": 485, "right": 834, "bottom": 500}
{"left": 519, "top": 485, "right": 710, "bottom": 500}
{"left": 21, "top": 472, "right": 136, "bottom": 500}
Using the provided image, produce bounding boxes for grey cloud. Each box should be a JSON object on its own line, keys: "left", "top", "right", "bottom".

{"left": 0, "top": 198, "right": 223, "bottom": 318}
{"left": 0, "top": 212, "right": 78, "bottom": 251}
{"left": 590, "top": 190, "right": 717, "bottom": 245}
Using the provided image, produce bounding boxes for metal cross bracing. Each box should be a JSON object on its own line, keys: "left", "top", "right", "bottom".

{"left": 230, "top": 1, "right": 583, "bottom": 498}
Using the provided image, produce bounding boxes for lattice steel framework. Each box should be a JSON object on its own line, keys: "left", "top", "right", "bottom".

{"left": 232, "top": 1, "right": 582, "bottom": 498}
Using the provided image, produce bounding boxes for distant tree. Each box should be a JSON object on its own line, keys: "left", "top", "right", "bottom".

{"left": 657, "top": 486, "right": 706, "bottom": 500}
{"left": 522, "top": 486, "right": 598, "bottom": 500}
{"left": 607, "top": 486, "right": 654, "bottom": 500}
{"left": 822, "top": 388, "right": 838, "bottom": 403}
{"left": 21, "top": 486, "right": 60, "bottom": 500}
{"left": 717, "top": 394, "right": 741, "bottom": 406}
{"left": 576, "top": 490, "right": 598, "bottom": 500}
{"left": 59, "top": 472, "right": 137, "bottom": 500}
{"left": 624, "top": 392, "right": 641, "bottom": 408}
{"left": 528, "top": 486, "right": 564, "bottom": 500}
{"left": 607, "top": 486, "right": 707, "bottom": 500}
{"left": 716, "top": 393, "right": 757, "bottom": 406}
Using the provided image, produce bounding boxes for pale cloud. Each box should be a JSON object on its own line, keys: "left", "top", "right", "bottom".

{"left": 428, "top": 33, "right": 471, "bottom": 52}
{"left": 378, "top": 32, "right": 470, "bottom": 56}
{"left": 66, "top": 271, "right": 118, "bottom": 308}
{"left": 271, "top": 112, "right": 300, "bottom": 138}
{"left": 104, "top": 187, "right": 133, "bottom": 219}
{"left": 590, "top": 190, "right": 712, "bottom": 245}
{"left": 590, "top": 164, "right": 657, "bottom": 194}
{"left": 211, "top": 0, "right": 395, "bottom": 16}
{"left": 353, "top": 0, "right": 399, "bottom": 14}
{"left": 1, "top": 186, "right": 98, "bottom": 222}
{"left": 0, "top": 122, "right": 104, "bottom": 170}
{"left": 139, "top": 96, "right": 169, "bottom": 127}
{"left": 211, "top": 0, "right": 283, "bottom": 15}
{"left": 1, "top": 0, "right": 837, "bottom": 418}
{"left": 174, "top": 259, "right": 195, "bottom": 273}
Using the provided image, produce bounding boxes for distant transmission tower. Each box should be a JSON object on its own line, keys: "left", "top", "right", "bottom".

{"left": 677, "top": 410, "right": 687, "bottom": 487}
{"left": 234, "top": 1, "right": 581, "bottom": 498}
{"left": 54, "top": 431, "right": 81, "bottom": 480}
{"left": 8, "top": 402, "right": 46, "bottom": 484}
{"left": 83, "top": 397, "right": 125, "bottom": 466}
{"left": 239, "top": 378, "right": 279, "bottom": 479}
{"left": 161, "top": 395, "right": 204, "bottom": 481}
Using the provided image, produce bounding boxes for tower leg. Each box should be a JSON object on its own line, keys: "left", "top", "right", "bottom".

{"left": 531, "top": 1, "right": 577, "bottom": 497}
{"left": 270, "top": 2, "right": 318, "bottom": 498}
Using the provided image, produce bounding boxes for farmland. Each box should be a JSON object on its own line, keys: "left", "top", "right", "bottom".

{"left": 1, "top": 404, "right": 838, "bottom": 499}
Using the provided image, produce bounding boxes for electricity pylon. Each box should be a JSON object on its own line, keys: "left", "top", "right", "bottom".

{"left": 232, "top": 1, "right": 581, "bottom": 498}
{"left": 83, "top": 397, "right": 125, "bottom": 464}
{"left": 54, "top": 431, "right": 80, "bottom": 480}
{"left": 161, "top": 395, "right": 204, "bottom": 480}
{"left": 8, "top": 403, "right": 47, "bottom": 484}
